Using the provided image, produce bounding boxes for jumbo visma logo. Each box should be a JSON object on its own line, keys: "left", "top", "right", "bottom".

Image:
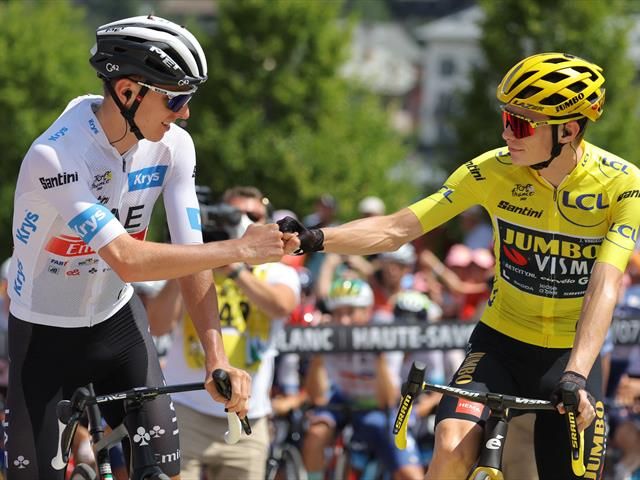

{"left": 128, "top": 165, "right": 168, "bottom": 191}
{"left": 496, "top": 218, "right": 603, "bottom": 298}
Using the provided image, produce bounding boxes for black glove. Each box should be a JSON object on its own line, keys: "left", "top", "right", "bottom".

{"left": 277, "top": 216, "right": 324, "bottom": 255}
{"left": 550, "top": 370, "right": 596, "bottom": 410}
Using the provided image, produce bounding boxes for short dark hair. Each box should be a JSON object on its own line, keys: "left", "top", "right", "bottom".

{"left": 222, "top": 186, "right": 264, "bottom": 202}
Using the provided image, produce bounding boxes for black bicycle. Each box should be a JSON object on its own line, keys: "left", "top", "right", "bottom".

{"left": 393, "top": 361, "right": 586, "bottom": 480}
{"left": 265, "top": 407, "right": 308, "bottom": 480}
{"left": 57, "top": 369, "right": 251, "bottom": 480}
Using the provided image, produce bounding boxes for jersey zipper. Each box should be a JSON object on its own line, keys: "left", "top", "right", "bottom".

{"left": 88, "top": 155, "right": 130, "bottom": 325}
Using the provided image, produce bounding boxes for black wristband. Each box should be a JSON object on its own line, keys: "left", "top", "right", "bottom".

{"left": 560, "top": 370, "right": 587, "bottom": 390}
{"left": 227, "top": 264, "right": 247, "bottom": 280}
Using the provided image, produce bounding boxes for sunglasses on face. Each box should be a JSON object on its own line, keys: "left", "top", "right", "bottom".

{"left": 136, "top": 81, "right": 198, "bottom": 112}
{"left": 500, "top": 106, "right": 571, "bottom": 139}
{"left": 243, "top": 211, "right": 266, "bottom": 223}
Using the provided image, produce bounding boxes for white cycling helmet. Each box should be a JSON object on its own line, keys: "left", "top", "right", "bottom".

{"left": 326, "top": 278, "right": 374, "bottom": 310}
{"left": 90, "top": 15, "right": 208, "bottom": 87}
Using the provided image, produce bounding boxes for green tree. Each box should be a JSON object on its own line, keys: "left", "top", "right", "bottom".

{"left": 189, "top": 0, "right": 414, "bottom": 219}
{"left": 0, "top": 0, "right": 98, "bottom": 259}
{"left": 450, "top": 0, "right": 639, "bottom": 170}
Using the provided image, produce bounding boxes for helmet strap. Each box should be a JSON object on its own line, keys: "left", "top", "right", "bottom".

{"left": 530, "top": 125, "right": 565, "bottom": 171}
{"left": 105, "top": 81, "right": 149, "bottom": 141}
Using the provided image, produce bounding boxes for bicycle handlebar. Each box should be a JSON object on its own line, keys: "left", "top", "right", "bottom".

{"left": 56, "top": 369, "right": 252, "bottom": 458}
{"left": 393, "top": 361, "right": 586, "bottom": 477}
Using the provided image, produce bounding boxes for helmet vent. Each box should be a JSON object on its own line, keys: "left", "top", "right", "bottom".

{"left": 543, "top": 58, "right": 566, "bottom": 64}
{"left": 508, "top": 70, "right": 535, "bottom": 92}
{"left": 541, "top": 72, "right": 568, "bottom": 83}
{"left": 539, "top": 93, "right": 566, "bottom": 106}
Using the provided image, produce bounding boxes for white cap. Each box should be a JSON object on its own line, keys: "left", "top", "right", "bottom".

{"left": 358, "top": 196, "right": 385, "bottom": 216}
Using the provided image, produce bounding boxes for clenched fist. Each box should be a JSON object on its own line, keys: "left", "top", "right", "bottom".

{"left": 239, "top": 223, "right": 284, "bottom": 265}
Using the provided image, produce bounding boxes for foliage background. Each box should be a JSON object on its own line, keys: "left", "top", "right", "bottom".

{"left": 1, "top": 0, "right": 639, "bottom": 261}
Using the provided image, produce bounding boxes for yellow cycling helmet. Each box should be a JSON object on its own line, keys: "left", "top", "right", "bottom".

{"left": 497, "top": 53, "right": 605, "bottom": 122}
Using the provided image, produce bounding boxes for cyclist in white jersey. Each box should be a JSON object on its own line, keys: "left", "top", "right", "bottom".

{"left": 6, "top": 16, "right": 289, "bottom": 479}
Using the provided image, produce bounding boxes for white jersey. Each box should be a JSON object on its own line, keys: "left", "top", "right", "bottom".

{"left": 9, "top": 95, "right": 203, "bottom": 327}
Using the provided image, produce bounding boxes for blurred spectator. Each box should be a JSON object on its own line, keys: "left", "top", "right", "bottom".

{"left": 302, "top": 278, "right": 423, "bottom": 480}
{"left": 303, "top": 194, "right": 340, "bottom": 285}
{"left": 370, "top": 243, "right": 417, "bottom": 319}
{"left": 442, "top": 244, "right": 494, "bottom": 321}
{"left": 303, "top": 194, "right": 338, "bottom": 229}
{"left": 460, "top": 206, "right": 493, "bottom": 250}
{"left": 271, "top": 266, "right": 320, "bottom": 416}
{"left": 158, "top": 186, "right": 301, "bottom": 480}
{"left": 358, "top": 196, "right": 386, "bottom": 217}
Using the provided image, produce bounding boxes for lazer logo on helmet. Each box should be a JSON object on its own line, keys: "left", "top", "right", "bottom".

{"left": 555, "top": 92, "right": 584, "bottom": 112}
{"left": 128, "top": 166, "right": 168, "bottom": 191}
{"left": 497, "top": 218, "right": 602, "bottom": 298}
{"left": 149, "top": 46, "right": 180, "bottom": 71}
{"left": 68, "top": 204, "right": 114, "bottom": 244}
{"left": 511, "top": 99, "right": 544, "bottom": 111}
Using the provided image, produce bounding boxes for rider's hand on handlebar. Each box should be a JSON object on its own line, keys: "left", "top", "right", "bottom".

{"left": 205, "top": 365, "right": 251, "bottom": 419}
{"left": 551, "top": 370, "right": 596, "bottom": 432}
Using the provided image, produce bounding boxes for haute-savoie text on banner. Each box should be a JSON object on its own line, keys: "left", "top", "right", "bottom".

{"left": 274, "top": 318, "right": 640, "bottom": 354}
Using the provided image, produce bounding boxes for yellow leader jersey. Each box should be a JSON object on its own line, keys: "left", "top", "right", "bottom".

{"left": 409, "top": 141, "right": 640, "bottom": 348}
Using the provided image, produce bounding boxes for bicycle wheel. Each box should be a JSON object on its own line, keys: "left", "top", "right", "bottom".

{"left": 279, "top": 444, "right": 307, "bottom": 480}
{"left": 70, "top": 463, "right": 97, "bottom": 480}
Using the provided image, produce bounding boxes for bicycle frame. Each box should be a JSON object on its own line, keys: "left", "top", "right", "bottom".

{"left": 393, "top": 361, "right": 586, "bottom": 479}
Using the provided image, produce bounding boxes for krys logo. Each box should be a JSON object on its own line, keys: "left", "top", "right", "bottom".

{"left": 497, "top": 218, "right": 603, "bottom": 299}
{"left": 128, "top": 166, "right": 168, "bottom": 191}
{"left": 557, "top": 190, "right": 609, "bottom": 228}
{"left": 15, "top": 210, "right": 39, "bottom": 245}
{"left": 68, "top": 204, "right": 114, "bottom": 244}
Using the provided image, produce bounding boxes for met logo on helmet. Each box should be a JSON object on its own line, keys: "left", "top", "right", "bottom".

{"left": 128, "top": 166, "right": 168, "bottom": 191}
{"left": 105, "top": 63, "right": 119, "bottom": 73}
{"left": 149, "top": 45, "right": 180, "bottom": 71}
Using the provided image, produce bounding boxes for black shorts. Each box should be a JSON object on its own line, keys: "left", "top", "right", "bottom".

{"left": 436, "top": 322, "right": 606, "bottom": 480}
{"left": 6, "top": 295, "right": 180, "bottom": 479}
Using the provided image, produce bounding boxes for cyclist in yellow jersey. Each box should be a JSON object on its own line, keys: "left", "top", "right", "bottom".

{"left": 279, "top": 53, "right": 640, "bottom": 479}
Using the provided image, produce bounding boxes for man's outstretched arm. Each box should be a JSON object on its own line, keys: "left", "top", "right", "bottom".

{"left": 282, "top": 208, "right": 424, "bottom": 256}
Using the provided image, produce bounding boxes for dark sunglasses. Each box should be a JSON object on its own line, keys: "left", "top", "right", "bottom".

{"left": 244, "top": 211, "right": 266, "bottom": 223}
{"left": 500, "top": 106, "right": 570, "bottom": 139}
{"left": 137, "top": 81, "right": 198, "bottom": 112}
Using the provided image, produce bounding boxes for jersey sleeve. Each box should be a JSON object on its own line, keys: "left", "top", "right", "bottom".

{"left": 408, "top": 155, "right": 490, "bottom": 233}
{"left": 27, "top": 143, "right": 126, "bottom": 251}
{"left": 263, "top": 263, "right": 301, "bottom": 300}
{"left": 598, "top": 171, "right": 640, "bottom": 271}
{"left": 163, "top": 130, "right": 203, "bottom": 245}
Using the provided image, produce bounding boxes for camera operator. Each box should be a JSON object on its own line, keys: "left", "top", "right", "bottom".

{"left": 155, "top": 186, "right": 301, "bottom": 480}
